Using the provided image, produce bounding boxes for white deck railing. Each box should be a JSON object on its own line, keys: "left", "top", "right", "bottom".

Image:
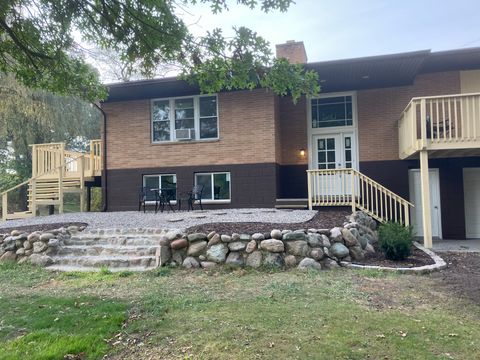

{"left": 399, "top": 92, "right": 480, "bottom": 158}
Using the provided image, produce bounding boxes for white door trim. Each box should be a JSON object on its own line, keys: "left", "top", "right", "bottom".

{"left": 409, "top": 168, "right": 443, "bottom": 239}
{"left": 307, "top": 91, "right": 359, "bottom": 171}
{"left": 463, "top": 167, "right": 480, "bottom": 239}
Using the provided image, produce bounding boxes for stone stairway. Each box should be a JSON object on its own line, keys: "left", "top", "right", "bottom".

{"left": 46, "top": 230, "right": 161, "bottom": 272}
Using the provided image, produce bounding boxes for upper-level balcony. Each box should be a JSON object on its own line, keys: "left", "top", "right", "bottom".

{"left": 399, "top": 93, "right": 480, "bottom": 159}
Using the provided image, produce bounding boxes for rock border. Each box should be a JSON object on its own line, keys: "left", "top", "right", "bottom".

{"left": 339, "top": 241, "right": 447, "bottom": 274}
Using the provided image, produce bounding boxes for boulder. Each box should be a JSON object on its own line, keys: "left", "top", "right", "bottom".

{"left": 245, "top": 240, "right": 257, "bottom": 254}
{"left": 285, "top": 240, "right": 309, "bottom": 257}
{"left": 297, "top": 258, "right": 322, "bottom": 271}
{"left": 239, "top": 234, "right": 251, "bottom": 241}
{"left": 28, "top": 254, "right": 53, "bottom": 267}
{"left": 16, "top": 248, "right": 26, "bottom": 256}
{"left": 182, "top": 257, "right": 200, "bottom": 269}
{"left": 33, "top": 241, "right": 48, "bottom": 253}
{"left": 172, "top": 249, "right": 186, "bottom": 264}
{"left": 158, "top": 245, "right": 171, "bottom": 266}
{"left": 284, "top": 255, "right": 297, "bottom": 268}
{"left": 10, "top": 230, "right": 22, "bottom": 236}
{"left": 0, "top": 251, "right": 16, "bottom": 262}
{"left": 307, "top": 233, "right": 322, "bottom": 247}
{"left": 310, "top": 248, "right": 324, "bottom": 261}
{"left": 171, "top": 238, "right": 188, "bottom": 250}
{"left": 206, "top": 243, "right": 229, "bottom": 263}
{"left": 3, "top": 237, "right": 16, "bottom": 252}
{"left": 330, "top": 242, "right": 349, "bottom": 259}
{"left": 226, "top": 252, "right": 244, "bottom": 267}
{"left": 159, "top": 235, "right": 171, "bottom": 246}
{"left": 207, "top": 231, "right": 217, "bottom": 240}
{"left": 349, "top": 245, "right": 365, "bottom": 261}
{"left": 322, "top": 258, "right": 340, "bottom": 269}
{"left": 221, "top": 234, "right": 233, "bottom": 243}
{"left": 263, "top": 253, "right": 284, "bottom": 268}
{"left": 67, "top": 225, "right": 79, "bottom": 233}
{"left": 47, "top": 239, "right": 60, "bottom": 248}
{"left": 329, "top": 227, "right": 343, "bottom": 243}
{"left": 252, "top": 233, "right": 265, "bottom": 241}
{"left": 27, "top": 232, "right": 40, "bottom": 243}
{"left": 283, "top": 232, "right": 306, "bottom": 241}
{"left": 23, "top": 241, "right": 33, "bottom": 250}
{"left": 320, "top": 235, "right": 331, "bottom": 248}
{"left": 187, "top": 233, "right": 207, "bottom": 242}
{"left": 341, "top": 228, "right": 358, "bottom": 247}
{"left": 270, "top": 229, "right": 283, "bottom": 240}
{"left": 259, "top": 239, "right": 284, "bottom": 253}
{"left": 166, "top": 229, "right": 183, "bottom": 241}
{"left": 228, "top": 241, "right": 247, "bottom": 252}
{"left": 231, "top": 233, "right": 241, "bottom": 241}
{"left": 207, "top": 234, "right": 221, "bottom": 247}
{"left": 365, "top": 243, "right": 375, "bottom": 254}
{"left": 358, "top": 235, "right": 369, "bottom": 249}
{"left": 39, "top": 233, "right": 55, "bottom": 242}
{"left": 15, "top": 239, "right": 24, "bottom": 249}
{"left": 246, "top": 251, "right": 262, "bottom": 268}
{"left": 318, "top": 229, "right": 331, "bottom": 236}
{"left": 187, "top": 241, "right": 207, "bottom": 257}
{"left": 201, "top": 261, "right": 217, "bottom": 269}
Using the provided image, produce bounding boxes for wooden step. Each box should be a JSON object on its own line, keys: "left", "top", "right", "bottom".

{"left": 5, "top": 211, "right": 33, "bottom": 220}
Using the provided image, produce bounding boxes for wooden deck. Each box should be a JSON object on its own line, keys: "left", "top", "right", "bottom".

{"left": 1, "top": 140, "right": 102, "bottom": 221}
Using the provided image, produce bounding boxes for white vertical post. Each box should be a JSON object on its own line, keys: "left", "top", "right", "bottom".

{"left": 350, "top": 170, "right": 356, "bottom": 214}
{"left": 307, "top": 171, "right": 312, "bottom": 210}
{"left": 2, "top": 193, "right": 7, "bottom": 221}
{"left": 419, "top": 150, "right": 432, "bottom": 248}
{"left": 79, "top": 156, "right": 85, "bottom": 212}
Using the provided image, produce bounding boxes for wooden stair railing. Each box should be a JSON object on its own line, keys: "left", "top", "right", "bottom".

{"left": 307, "top": 169, "right": 413, "bottom": 226}
{"left": 2, "top": 140, "right": 102, "bottom": 221}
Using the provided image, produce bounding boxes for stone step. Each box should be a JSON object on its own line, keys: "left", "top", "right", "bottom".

{"left": 49, "top": 255, "right": 156, "bottom": 268}
{"left": 64, "top": 237, "right": 161, "bottom": 246}
{"left": 45, "top": 265, "right": 156, "bottom": 272}
{"left": 56, "top": 245, "right": 158, "bottom": 257}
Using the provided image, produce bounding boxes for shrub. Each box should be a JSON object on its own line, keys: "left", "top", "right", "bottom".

{"left": 378, "top": 222, "right": 413, "bottom": 260}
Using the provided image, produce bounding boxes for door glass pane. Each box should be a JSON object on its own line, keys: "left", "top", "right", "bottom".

{"left": 327, "top": 163, "right": 336, "bottom": 169}
{"left": 317, "top": 137, "right": 336, "bottom": 169}
{"left": 327, "top": 151, "right": 335, "bottom": 162}
{"left": 196, "top": 174, "right": 212, "bottom": 200}
{"left": 318, "top": 152, "right": 326, "bottom": 163}
{"left": 327, "top": 138, "right": 335, "bottom": 149}
{"left": 318, "top": 139, "right": 325, "bottom": 150}
{"left": 213, "top": 173, "right": 230, "bottom": 200}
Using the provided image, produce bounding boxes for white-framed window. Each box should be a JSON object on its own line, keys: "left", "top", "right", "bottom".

{"left": 311, "top": 95, "right": 353, "bottom": 128}
{"left": 152, "top": 95, "right": 218, "bottom": 142}
{"left": 195, "top": 172, "right": 231, "bottom": 202}
{"left": 143, "top": 174, "right": 177, "bottom": 201}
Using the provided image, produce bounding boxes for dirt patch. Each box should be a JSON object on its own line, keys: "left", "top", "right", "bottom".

{"left": 352, "top": 243, "right": 435, "bottom": 268}
{"left": 0, "top": 222, "right": 87, "bottom": 235}
{"left": 186, "top": 207, "right": 351, "bottom": 234}
{"left": 430, "top": 252, "right": 480, "bottom": 305}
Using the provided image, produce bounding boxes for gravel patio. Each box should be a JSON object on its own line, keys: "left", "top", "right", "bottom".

{"left": 0, "top": 208, "right": 323, "bottom": 231}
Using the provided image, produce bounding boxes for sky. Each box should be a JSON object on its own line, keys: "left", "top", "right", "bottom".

{"left": 181, "top": 0, "right": 480, "bottom": 62}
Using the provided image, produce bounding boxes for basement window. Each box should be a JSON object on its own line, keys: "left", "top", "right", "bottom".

{"left": 195, "top": 172, "right": 231, "bottom": 202}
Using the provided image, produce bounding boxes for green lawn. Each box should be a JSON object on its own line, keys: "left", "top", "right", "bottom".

{"left": 0, "top": 262, "right": 479, "bottom": 359}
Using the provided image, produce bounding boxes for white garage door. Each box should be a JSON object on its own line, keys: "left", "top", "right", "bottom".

{"left": 464, "top": 168, "right": 480, "bottom": 239}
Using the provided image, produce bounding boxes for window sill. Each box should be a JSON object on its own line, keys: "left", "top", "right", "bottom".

{"left": 145, "top": 200, "right": 177, "bottom": 205}
{"left": 151, "top": 139, "right": 220, "bottom": 146}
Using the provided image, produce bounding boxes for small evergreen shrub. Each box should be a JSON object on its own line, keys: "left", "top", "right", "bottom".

{"left": 378, "top": 222, "right": 413, "bottom": 260}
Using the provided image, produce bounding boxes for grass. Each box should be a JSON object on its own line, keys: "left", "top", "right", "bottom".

{"left": 0, "top": 263, "right": 479, "bottom": 359}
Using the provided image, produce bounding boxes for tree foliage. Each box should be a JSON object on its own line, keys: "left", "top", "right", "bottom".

{"left": 1, "top": 0, "right": 319, "bottom": 102}
{"left": 0, "top": 74, "right": 100, "bottom": 191}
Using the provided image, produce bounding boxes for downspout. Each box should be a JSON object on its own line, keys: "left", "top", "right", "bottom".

{"left": 93, "top": 103, "right": 108, "bottom": 212}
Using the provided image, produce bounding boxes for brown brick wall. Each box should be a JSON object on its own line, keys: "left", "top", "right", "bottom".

{"left": 357, "top": 71, "right": 461, "bottom": 161}
{"left": 278, "top": 95, "right": 308, "bottom": 165}
{"left": 103, "top": 89, "right": 277, "bottom": 170}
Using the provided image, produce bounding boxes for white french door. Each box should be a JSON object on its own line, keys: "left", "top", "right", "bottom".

{"left": 313, "top": 132, "right": 356, "bottom": 196}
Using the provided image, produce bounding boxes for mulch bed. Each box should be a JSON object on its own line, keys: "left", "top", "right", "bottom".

{"left": 431, "top": 251, "right": 480, "bottom": 304}
{"left": 351, "top": 243, "right": 436, "bottom": 268}
{"left": 186, "top": 207, "right": 351, "bottom": 235}
{"left": 0, "top": 222, "right": 88, "bottom": 235}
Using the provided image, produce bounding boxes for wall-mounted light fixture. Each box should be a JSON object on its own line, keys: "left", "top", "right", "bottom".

{"left": 299, "top": 149, "right": 306, "bottom": 157}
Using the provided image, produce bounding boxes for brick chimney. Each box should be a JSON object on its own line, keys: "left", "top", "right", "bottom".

{"left": 275, "top": 40, "right": 308, "bottom": 64}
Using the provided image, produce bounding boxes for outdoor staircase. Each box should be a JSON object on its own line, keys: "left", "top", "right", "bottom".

{"left": 46, "top": 231, "right": 159, "bottom": 272}
{"left": 1, "top": 140, "right": 101, "bottom": 221}
{"left": 307, "top": 168, "right": 414, "bottom": 226}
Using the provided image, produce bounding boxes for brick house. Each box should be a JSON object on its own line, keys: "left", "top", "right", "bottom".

{"left": 101, "top": 42, "right": 480, "bottom": 247}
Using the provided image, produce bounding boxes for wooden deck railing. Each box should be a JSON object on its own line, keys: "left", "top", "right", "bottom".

{"left": 399, "top": 92, "right": 480, "bottom": 159}
{"left": 2, "top": 139, "right": 102, "bottom": 221}
{"left": 307, "top": 169, "right": 413, "bottom": 226}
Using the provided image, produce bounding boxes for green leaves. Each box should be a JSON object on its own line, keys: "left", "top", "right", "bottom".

{"left": 1, "top": 0, "right": 319, "bottom": 102}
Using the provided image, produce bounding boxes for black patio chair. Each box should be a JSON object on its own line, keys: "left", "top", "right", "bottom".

{"left": 177, "top": 185, "right": 204, "bottom": 211}
{"left": 138, "top": 187, "right": 160, "bottom": 213}
{"left": 157, "top": 187, "right": 176, "bottom": 213}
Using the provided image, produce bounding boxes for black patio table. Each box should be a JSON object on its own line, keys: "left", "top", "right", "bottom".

{"left": 150, "top": 188, "right": 177, "bottom": 213}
